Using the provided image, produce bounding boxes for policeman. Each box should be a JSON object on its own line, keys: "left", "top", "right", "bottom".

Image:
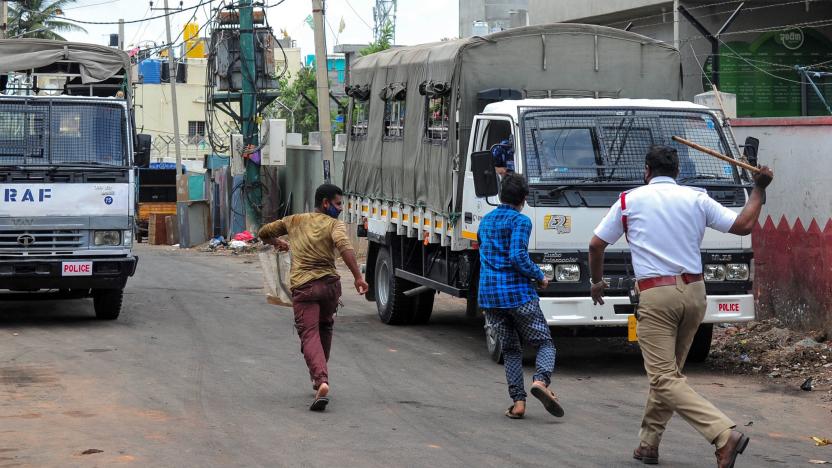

{"left": 588, "top": 145, "right": 773, "bottom": 468}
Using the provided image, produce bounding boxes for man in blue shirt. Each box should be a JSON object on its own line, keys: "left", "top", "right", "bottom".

{"left": 478, "top": 173, "right": 564, "bottom": 419}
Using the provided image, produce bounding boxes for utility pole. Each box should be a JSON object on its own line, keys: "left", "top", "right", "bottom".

{"left": 311, "top": 0, "right": 334, "bottom": 182}
{"left": 158, "top": 1, "right": 183, "bottom": 198}
{"left": 239, "top": 0, "right": 261, "bottom": 228}
{"left": 118, "top": 18, "right": 124, "bottom": 50}
{"left": 154, "top": 0, "right": 185, "bottom": 245}
{"left": 1, "top": 0, "right": 8, "bottom": 39}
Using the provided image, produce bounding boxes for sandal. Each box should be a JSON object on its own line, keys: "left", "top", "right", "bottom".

{"left": 530, "top": 384, "right": 564, "bottom": 418}
{"left": 504, "top": 405, "right": 524, "bottom": 419}
{"left": 309, "top": 397, "right": 329, "bottom": 412}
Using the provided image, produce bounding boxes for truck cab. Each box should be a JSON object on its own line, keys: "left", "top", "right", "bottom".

{"left": 461, "top": 98, "right": 755, "bottom": 360}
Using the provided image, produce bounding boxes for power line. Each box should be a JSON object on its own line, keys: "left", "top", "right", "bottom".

{"left": 60, "top": 0, "right": 214, "bottom": 25}
{"left": 344, "top": 0, "right": 373, "bottom": 31}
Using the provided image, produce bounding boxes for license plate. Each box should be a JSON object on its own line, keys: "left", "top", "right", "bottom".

{"left": 62, "top": 261, "right": 93, "bottom": 276}
{"left": 627, "top": 314, "right": 638, "bottom": 342}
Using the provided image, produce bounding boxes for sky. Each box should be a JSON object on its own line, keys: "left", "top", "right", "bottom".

{"left": 58, "top": 0, "right": 460, "bottom": 57}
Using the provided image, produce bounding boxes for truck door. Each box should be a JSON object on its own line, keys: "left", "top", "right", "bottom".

{"left": 460, "top": 115, "right": 515, "bottom": 242}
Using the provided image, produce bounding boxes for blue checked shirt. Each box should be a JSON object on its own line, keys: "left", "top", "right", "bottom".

{"left": 477, "top": 205, "right": 545, "bottom": 309}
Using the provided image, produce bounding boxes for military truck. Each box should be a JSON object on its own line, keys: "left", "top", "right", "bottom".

{"left": 342, "top": 24, "right": 756, "bottom": 362}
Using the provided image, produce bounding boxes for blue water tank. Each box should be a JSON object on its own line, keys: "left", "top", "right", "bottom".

{"left": 139, "top": 59, "right": 161, "bottom": 84}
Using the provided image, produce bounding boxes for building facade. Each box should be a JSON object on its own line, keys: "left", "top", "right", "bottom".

{"left": 459, "top": 0, "right": 530, "bottom": 37}
{"left": 528, "top": 0, "right": 832, "bottom": 117}
{"left": 134, "top": 35, "right": 302, "bottom": 167}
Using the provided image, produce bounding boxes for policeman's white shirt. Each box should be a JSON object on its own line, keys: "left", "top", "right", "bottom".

{"left": 593, "top": 176, "right": 739, "bottom": 279}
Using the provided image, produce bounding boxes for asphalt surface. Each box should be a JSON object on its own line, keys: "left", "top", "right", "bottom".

{"left": 0, "top": 244, "right": 830, "bottom": 467}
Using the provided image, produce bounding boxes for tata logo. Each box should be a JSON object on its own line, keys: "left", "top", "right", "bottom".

{"left": 3, "top": 188, "right": 52, "bottom": 203}
{"left": 17, "top": 234, "right": 35, "bottom": 247}
{"left": 543, "top": 214, "right": 572, "bottom": 234}
{"left": 779, "top": 28, "right": 804, "bottom": 50}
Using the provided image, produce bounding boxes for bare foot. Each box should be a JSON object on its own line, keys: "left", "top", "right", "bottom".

{"left": 316, "top": 382, "right": 329, "bottom": 400}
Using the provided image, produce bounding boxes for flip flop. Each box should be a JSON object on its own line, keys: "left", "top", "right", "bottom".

{"left": 309, "top": 397, "right": 329, "bottom": 412}
{"left": 504, "top": 405, "right": 524, "bottom": 419}
{"left": 530, "top": 385, "right": 564, "bottom": 418}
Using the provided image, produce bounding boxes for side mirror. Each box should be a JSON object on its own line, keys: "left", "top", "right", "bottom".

{"left": 135, "top": 133, "right": 152, "bottom": 168}
{"left": 470, "top": 150, "right": 499, "bottom": 198}
{"left": 742, "top": 136, "right": 759, "bottom": 167}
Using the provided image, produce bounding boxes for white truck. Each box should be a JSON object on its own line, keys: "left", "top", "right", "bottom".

{"left": 0, "top": 40, "right": 150, "bottom": 319}
{"left": 343, "top": 24, "right": 756, "bottom": 361}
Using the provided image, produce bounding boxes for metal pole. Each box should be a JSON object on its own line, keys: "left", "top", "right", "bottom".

{"left": 240, "top": 0, "right": 261, "bottom": 228}
{"left": 1, "top": 0, "right": 8, "bottom": 39}
{"left": 311, "top": 0, "right": 334, "bottom": 183}
{"left": 162, "top": 0, "right": 184, "bottom": 206}
{"left": 118, "top": 18, "right": 124, "bottom": 50}
{"left": 673, "top": 0, "right": 679, "bottom": 50}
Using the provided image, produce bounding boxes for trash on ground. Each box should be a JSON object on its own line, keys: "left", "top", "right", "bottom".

{"left": 232, "top": 231, "right": 255, "bottom": 242}
{"left": 811, "top": 436, "right": 832, "bottom": 447}
{"left": 809, "top": 460, "right": 829, "bottom": 465}
{"left": 709, "top": 319, "right": 831, "bottom": 395}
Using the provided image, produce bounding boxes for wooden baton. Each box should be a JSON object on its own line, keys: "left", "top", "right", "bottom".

{"left": 671, "top": 136, "right": 761, "bottom": 174}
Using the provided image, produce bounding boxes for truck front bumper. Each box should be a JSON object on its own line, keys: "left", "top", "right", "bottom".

{"left": 0, "top": 257, "right": 138, "bottom": 290}
{"left": 539, "top": 294, "right": 755, "bottom": 327}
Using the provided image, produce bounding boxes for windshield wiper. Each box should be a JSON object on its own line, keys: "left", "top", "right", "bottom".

{"left": 678, "top": 175, "right": 734, "bottom": 184}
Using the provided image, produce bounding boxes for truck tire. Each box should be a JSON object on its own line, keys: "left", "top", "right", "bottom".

{"left": 374, "top": 246, "right": 415, "bottom": 325}
{"left": 465, "top": 263, "right": 479, "bottom": 318}
{"left": 484, "top": 315, "right": 504, "bottom": 364}
{"left": 685, "top": 324, "right": 713, "bottom": 364}
{"left": 411, "top": 291, "right": 435, "bottom": 325}
{"left": 93, "top": 289, "right": 123, "bottom": 320}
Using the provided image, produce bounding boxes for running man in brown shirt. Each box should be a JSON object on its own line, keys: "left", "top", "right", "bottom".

{"left": 258, "top": 183, "right": 368, "bottom": 411}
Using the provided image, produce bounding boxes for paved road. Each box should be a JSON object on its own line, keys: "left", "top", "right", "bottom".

{"left": 0, "top": 245, "right": 829, "bottom": 467}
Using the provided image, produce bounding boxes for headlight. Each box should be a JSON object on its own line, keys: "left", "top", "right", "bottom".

{"left": 704, "top": 264, "right": 726, "bottom": 282}
{"left": 537, "top": 264, "right": 555, "bottom": 280}
{"left": 555, "top": 263, "right": 580, "bottom": 282}
{"left": 725, "top": 263, "right": 749, "bottom": 281}
{"left": 94, "top": 230, "right": 121, "bottom": 246}
{"left": 123, "top": 229, "right": 133, "bottom": 247}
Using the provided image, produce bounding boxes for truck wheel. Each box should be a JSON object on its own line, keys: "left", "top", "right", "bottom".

{"left": 93, "top": 289, "right": 123, "bottom": 320}
{"left": 484, "top": 315, "right": 504, "bottom": 364}
{"left": 374, "top": 246, "right": 415, "bottom": 325}
{"left": 411, "top": 291, "right": 435, "bottom": 325}
{"left": 465, "top": 262, "right": 479, "bottom": 317}
{"left": 686, "top": 324, "right": 713, "bottom": 363}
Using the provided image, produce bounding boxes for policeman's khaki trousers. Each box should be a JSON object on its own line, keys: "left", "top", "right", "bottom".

{"left": 636, "top": 277, "right": 735, "bottom": 447}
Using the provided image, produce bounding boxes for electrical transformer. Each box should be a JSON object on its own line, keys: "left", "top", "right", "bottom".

{"left": 209, "top": 28, "right": 279, "bottom": 91}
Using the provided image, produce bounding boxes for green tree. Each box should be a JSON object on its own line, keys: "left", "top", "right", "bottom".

{"left": 266, "top": 66, "right": 348, "bottom": 144}
{"left": 360, "top": 21, "right": 393, "bottom": 56}
{"left": 8, "top": 0, "right": 87, "bottom": 41}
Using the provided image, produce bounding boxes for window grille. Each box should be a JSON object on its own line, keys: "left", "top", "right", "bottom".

{"left": 384, "top": 100, "right": 405, "bottom": 139}
{"left": 350, "top": 101, "right": 369, "bottom": 139}
{"left": 425, "top": 95, "right": 449, "bottom": 142}
{"left": 0, "top": 99, "right": 126, "bottom": 166}
{"left": 521, "top": 108, "right": 740, "bottom": 185}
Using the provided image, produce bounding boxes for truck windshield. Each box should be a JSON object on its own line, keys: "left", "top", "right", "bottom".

{"left": 521, "top": 108, "right": 740, "bottom": 185}
{"left": 0, "top": 99, "right": 127, "bottom": 167}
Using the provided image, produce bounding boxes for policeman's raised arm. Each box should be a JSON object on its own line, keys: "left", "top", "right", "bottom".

{"left": 728, "top": 166, "right": 773, "bottom": 236}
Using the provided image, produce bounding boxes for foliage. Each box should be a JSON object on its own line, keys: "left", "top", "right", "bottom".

{"left": 265, "top": 66, "right": 348, "bottom": 144}
{"left": 8, "top": 0, "right": 87, "bottom": 41}
{"left": 360, "top": 21, "right": 393, "bottom": 56}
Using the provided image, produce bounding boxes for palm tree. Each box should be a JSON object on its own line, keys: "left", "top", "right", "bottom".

{"left": 8, "top": 0, "right": 87, "bottom": 41}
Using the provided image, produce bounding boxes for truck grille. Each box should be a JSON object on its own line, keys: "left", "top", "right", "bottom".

{"left": 0, "top": 229, "right": 84, "bottom": 254}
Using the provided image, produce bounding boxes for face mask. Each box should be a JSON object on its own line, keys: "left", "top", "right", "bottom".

{"left": 324, "top": 204, "right": 342, "bottom": 219}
